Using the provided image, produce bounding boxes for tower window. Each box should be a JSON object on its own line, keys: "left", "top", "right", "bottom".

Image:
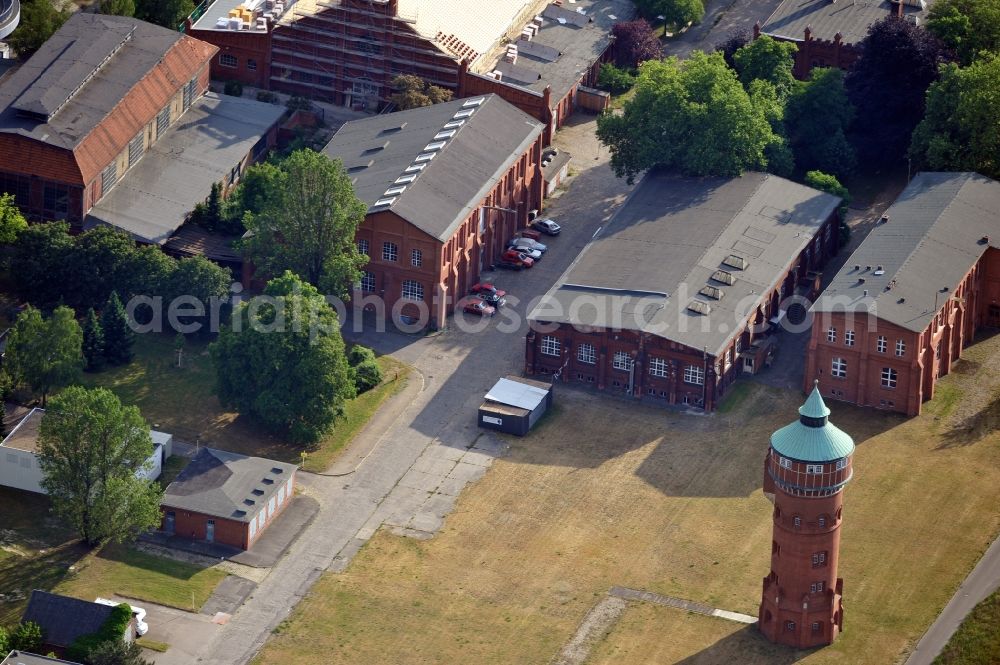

{"left": 831, "top": 357, "right": 847, "bottom": 378}
{"left": 793, "top": 516, "right": 802, "bottom": 528}
{"left": 877, "top": 335, "right": 887, "bottom": 353}
{"left": 818, "top": 515, "right": 827, "bottom": 527}
{"left": 810, "top": 581, "right": 825, "bottom": 594}
{"left": 812, "top": 551, "right": 827, "bottom": 567}
{"left": 812, "top": 621, "right": 821, "bottom": 632}
{"left": 779, "top": 456, "right": 792, "bottom": 469}
{"left": 806, "top": 464, "right": 823, "bottom": 474}
{"left": 845, "top": 330, "right": 855, "bottom": 346}
{"left": 826, "top": 327, "right": 836, "bottom": 343}
{"left": 784, "top": 621, "right": 796, "bottom": 632}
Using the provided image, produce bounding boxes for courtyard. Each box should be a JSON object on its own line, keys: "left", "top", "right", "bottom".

{"left": 254, "top": 332, "right": 1000, "bottom": 665}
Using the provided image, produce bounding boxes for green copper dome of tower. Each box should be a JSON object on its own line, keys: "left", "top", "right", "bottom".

{"left": 770, "top": 382, "right": 855, "bottom": 462}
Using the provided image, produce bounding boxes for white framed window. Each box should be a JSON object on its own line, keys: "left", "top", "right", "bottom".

{"left": 806, "top": 464, "right": 824, "bottom": 474}
{"left": 382, "top": 242, "right": 398, "bottom": 262}
{"left": 881, "top": 367, "right": 897, "bottom": 388}
{"left": 876, "top": 335, "right": 887, "bottom": 353}
{"left": 360, "top": 271, "right": 375, "bottom": 292}
{"left": 810, "top": 581, "right": 825, "bottom": 594}
{"left": 845, "top": 330, "right": 855, "bottom": 346}
{"left": 220, "top": 53, "right": 238, "bottom": 68}
{"left": 793, "top": 516, "right": 802, "bottom": 528}
{"left": 649, "top": 357, "right": 668, "bottom": 378}
{"left": 357, "top": 239, "right": 369, "bottom": 256}
{"left": 811, "top": 551, "right": 827, "bottom": 566}
{"left": 895, "top": 339, "right": 906, "bottom": 356}
{"left": 577, "top": 343, "right": 596, "bottom": 364}
{"left": 724, "top": 349, "right": 732, "bottom": 370}
{"left": 826, "top": 327, "right": 837, "bottom": 343}
{"left": 401, "top": 280, "right": 423, "bottom": 301}
{"left": 818, "top": 515, "right": 827, "bottom": 527}
{"left": 779, "top": 456, "right": 792, "bottom": 469}
{"left": 683, "top": 365, "right": 704, "bottom": 385}
{"left": 540, "top": 335, "right": 561, "bottom": 357}
{"left": 411, "top": 248, "right": 422, "bottom": 267}
{"left": 831, "top": 357, "right": 847, "bottom": 378}
{"left": 835, "top": 458, "right": 847, "bottom": 470}
{"left": 612, "top": 351, "right": 633, "bottom": 371}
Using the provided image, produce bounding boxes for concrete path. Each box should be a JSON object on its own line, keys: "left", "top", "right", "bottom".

{"left": 552, "top": 596, "right": 629, "bottom": 665}
{"left": 905, "top": 533, "right": 1000, "bottom": 665}
{"left": 188, "top": 115, "right": 637, "bottom": 665}
{"left": 610, "top": 586, "right": 758, "bottom": 624}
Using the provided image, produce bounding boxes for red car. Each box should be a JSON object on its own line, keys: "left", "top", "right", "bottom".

{"left": 471, "top": 282, "right": 507, "bottom": 299}
{"left": 519, "top": 228, "right": 543, "bottom": 241}
{"left": 501, "top": 249, "right": 534, "bottom": 268}
{"left": 462, "top": 297, "right": 496, "bottom": 317}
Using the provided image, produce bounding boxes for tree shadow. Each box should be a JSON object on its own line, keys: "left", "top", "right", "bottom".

{"left": 0, "top": 541, "right": 88, "bottom": 624}
{"left": 937, "top": 393, "right": 1000, "bottom": 450}
{"left": 675, "top": 624, "right": 815, "bottom": 665}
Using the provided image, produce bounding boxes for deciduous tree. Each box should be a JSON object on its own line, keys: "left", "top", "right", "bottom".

{"left": 733, "top": 35, "right": 799, "bottom": 99}
{"left": 611, "top": 19, "right": 662, "bottom": 68}
{"left": 85, "top": 638, "right": 154, "bottom": 665}
{"left": 597, "top": 52, "right": 776, "bottom": 181}
{"left": 635, "top": 0, "right": 704, "bottom": 29}
{"left": 134, "top": 0, "right": 194, "bottom": 29}
{"left": 210, "top": 272, "right": 355, "bottom": 445}
{"left": 845, "top": 16, "right": 950, "bottom": 169}
{"left": 0, "top": 193, "right": 27, "bottom": 245}
{"left": 10, "top": 222, "right": 75, "bottom": 310}
{"left": 910, "top": 55, "right": 1000, "bottom": 179}
{"left": 4, "top": 306, "right": 83, "bottom": 407}
{"left": 8, "top": 621, "right": 43, "bottom": 653}
{"left": 927, "top": 0, "right": 1000, "bottom": 64}
{"left": 241, "top": 150, "right": 368, "bottom": 298}
{"left": 7, "top": 0, "right": 69, "bottom": 58}
{"left": 99, "top": 0, "right": 135, "bottom": 16}
{"left": 785, "top": 68, "right": 857, "bottom": 178}
{"left": 714, "top": 27, "right": 752, "bottom": 69}
{"left": 389, "top": 75, "right": 453, "bottom": 110}
{"left": 38, "top": 387, "right": 163, "bottom": 546}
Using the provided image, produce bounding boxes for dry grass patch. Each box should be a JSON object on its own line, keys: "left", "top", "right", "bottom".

{"left": 256, "top": 334, "right": 1000, "bottom": 665}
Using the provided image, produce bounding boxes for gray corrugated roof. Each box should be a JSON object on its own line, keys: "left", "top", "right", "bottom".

{"left": 2, "top": 651, "right": 78, "bottom": 665}
{"left": 0, "top": 13, "right": 183, "bottom": 149}
{"left": 490, "top": 0, "right": 634, "bottom": 106}
{"left": 485, "top": 376, "right": 550, "bottom": 410}
{"left": 812, "top": 172, "right": 1000, "bottom": 332}
{"left": 21, "top": 590, "right": 115, "bottom": 649}
{"left": 321, "top": 94, "right": 543, "bottom": 242}
{"left": 162, "top": 447, "right": 297, "bottom": 522}
{"left": 85, "top": 92, "right": 284, "bottom": 245}
{"left": 528, "top": 171, "right": 841, "bottom": 357}
{"left": 762, "top": 0, "right": 930, "bottom": 45}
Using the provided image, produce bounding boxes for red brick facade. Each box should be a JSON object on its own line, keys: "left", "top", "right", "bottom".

{"left": 525, "top": 211, "right": 840, "bottom": 411}
{"left": 756, "top": 23, "right": 860, "bottom": 79}
{"left": 354, "top": 135, "right": 545, "bottom": 328}
{"left": 805, "top": 247, "right": 1000, "bottom": 416}
{"left": 186, "top": 23, "right": 272, "bottom": 89}
{"left": 759, "top": 449, "right": 851, "bottom": 647}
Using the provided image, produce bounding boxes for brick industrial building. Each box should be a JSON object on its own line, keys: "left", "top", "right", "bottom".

{"left": 161, "top": 447, "right": 297, "bottom": 551}
{"left": 758, "top": 0, "right": 929, "bottom": 78}
{"left": 806, "top": 172, "right": 1000, "bottom": 416}
{"left": 759, "top": 386, "right": 855, "bottom": 648}
{"left": 321, "top": 94, "right": 544, "bottom": 328}
{"left": 0, "top": 13, "right": 282, "bottom": 244}
{"left": 525, "top": 171, "right": 842, "bottom": 411}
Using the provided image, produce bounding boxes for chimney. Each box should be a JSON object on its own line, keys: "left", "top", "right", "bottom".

{"left": 895, "top": 0, "right": 903, "bottom": 17}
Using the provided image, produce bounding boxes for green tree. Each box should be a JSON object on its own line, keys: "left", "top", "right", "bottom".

{"left": 82, "top": 308, "right": 106, "bottom": 373}
{"left": 596, "top": 52, "right": 776, "bottom": 181}
{"left": 0, "top": 626, "right": 7, "bottom": 653}
{"left": 9, "top": 621, "right": 43, "bottom": 653}
{"left": 785, "top": 68, "right": 857, "bottom": 178}
{"left": 7, "top": 0, "right": 70, "bottom": 58}
{"left": 99, "top": 0, "right": 136, "bottom": 16}
{"left": 635, "top": 0, "right": 704, "bottom": 30}
{"left": 347, "top": 345, "right": 382, "bottom": 393}
{"left": 10, "top": 221, "right": 75, "bottom": 310}
{"left": 597, "top": 63, "right": 637, "bottom": 94}
{"left": 0, "top": 193, "right": 27, "bottom": 245}
{"left": 5, "top": 306, "right": 83, "bottom": 407}
{"left": 241, "top": 150, "right": 368, "bottom": 298}
{"left": 389, "top": 75, "right": 453, "bottom": 110}
{"left": 70, "top": 226, "right": 139, "bottom": 312}
{"left": 910, "top": 56, "right": 1000, "bottom": 179}
{"left": 123, "top": 245, "right": 178, "bottom": 300}
{"left": 804, "top": 170, "right": 851, "bottom": 202}
{"left": 732, "top": 35, "right": 799, "bottom": 99}
{"left": 84, "top": 637, "right": 153, "bottom": 665}
{"left": 38, "top": 387, "right": 163, "bottom": 546}
{"left": 927, "top": 0, "right": 1000, "bottom": 64}
{"left": 229, "top": 161, "right": 285, "bottom": 221}
{"left": 100, "top": 292, "right": 135, "bottom": 366}
{"left": 210, "top": 272, "right": 355, "bottom": 445}
{"left": 165, "top": 256, "right": 232, "bottom": 335}
{"left": 134, "top": 0, "right": 194, "bottom": 29}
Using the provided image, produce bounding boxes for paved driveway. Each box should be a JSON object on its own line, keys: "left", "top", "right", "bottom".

{"left": 661, "top": 0, "right": 788, "bottom": 60}
{"left": 192, "top": 115, "right": 636, "bottom": 665}
{"left": 117, "top": 598, "right": 221, "bottom": 665}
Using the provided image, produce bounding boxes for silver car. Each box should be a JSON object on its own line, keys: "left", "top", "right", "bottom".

{"left": 509, "top": 237, "right": 548, "bottom": 253}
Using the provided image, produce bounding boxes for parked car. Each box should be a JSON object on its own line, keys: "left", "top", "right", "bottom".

{"left": 501, "top": 249, "right": 534, "bottom": 268}
{"left": 496, "top": 260, "right": 525, "bottom": 270}
{"left": 471, "top": 283, "right": 507, "bottom": 306}
{"left": 518, "top": 228, "right": 543, "bottom": 241}
{"left": 508, "top": 237, "right": 548, "bottom": 254}
{"left": 95, "top": 598, "right": 148, "bottom": 636}
{"left": 462, "top": 297, "right": 496, "bottom": 317}
{"left": 532, "top": 218, "right": 561, "bottom": 236}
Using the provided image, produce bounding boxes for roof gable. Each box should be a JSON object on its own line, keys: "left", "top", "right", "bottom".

{"left": 22, "top": 590, "right": 115, "bottom": 649}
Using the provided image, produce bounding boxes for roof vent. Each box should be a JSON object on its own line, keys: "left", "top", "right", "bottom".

{"left": 880, "top": 214, "right": 890, "bottom": 224}
{"left": 699, "top": 285, "right": 724, "bottom": 300}
{"left": 981, "top": 235, "right": 990, "bottom": 244}
{"left": 252, "top": 489, "right": 264, "bottom": 496}
{"left": 463, "top": 97, "right": 486, "bottom": 107}
{"left": 853, "top": 264, "right": 860, "bottom": 271}
{"left": 381, "top": 122, "right": 407, "bottom": 133}
{"left": 863, "top": 289, "right": 869, "bottom": 297}
{"left": 873, "top": 265, "right": 885, "bottom": 276}
{"left": 722, "top": 254, "right": 747, "bottom": 270}
{"left": 687, "top": 300, "right": 711, "bottom": 316}
{"left": 347, "top": 160, "right": 374, "bottom": 172}
{"left": 711, "top": 269, "right": 736, "bottom": 285}
{"left": 858, "top": 277, "right": 865, "bottom": 284}
{"left": 364, "top": 141, "right": 390, "bottom": 153}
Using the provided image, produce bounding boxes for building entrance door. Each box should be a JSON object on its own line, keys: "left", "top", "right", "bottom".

{"left": 164, "top": 512, "right": 175, "bottom": 534}
{"left": 206, "top": 520, "right": 215, "bottom": 543}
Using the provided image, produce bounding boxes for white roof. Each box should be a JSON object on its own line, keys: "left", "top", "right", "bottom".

{"left": 485, "top": 377, "right": 549, "bottom": 411}
{"left": 399, "top": 0, "right": 532, "bottom": 62}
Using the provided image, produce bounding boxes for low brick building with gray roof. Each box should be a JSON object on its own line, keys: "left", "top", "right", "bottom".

{"left": 526, "top": 170, "right": 842, "bottom": 411}
{"left": 160, "top": 447, "right": 297, "bottom": 550}
{"left": 805, "top": 171, "right": 1000, "bottom": 416}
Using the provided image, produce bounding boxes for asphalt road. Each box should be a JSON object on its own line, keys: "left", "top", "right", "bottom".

{"left": 661, "top": 0, "right": 787, "bottom": 60}
{"left": 189, "top": 116, "right": 636, "bottom": 664}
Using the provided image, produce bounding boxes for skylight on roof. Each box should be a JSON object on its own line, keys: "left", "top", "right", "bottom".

{"left": 424, "top": 141, "right": 447, "bottom": 151}
{"left": 405, "top": 163, "right": 426, "bottom": 173}
{"left": 415, "top": 152, "right": 436, "bottom": 163}
{"left": 463, "top": 97, "right": 486, "bottom": 107}
{"left": 395, "top": 174, "right": 417, "bottom": 184}
{"left": 699, "top": 285, "right": 724, "bottom": 300}
{"left": 454, "top": 109, "right": 475, "bottom": 119}
{"left": 373, "top": 197, "right": 397, "bottom": 207}
{"left": 722, "top": 254, "right": 748, "bottom": 270}
{"left": 687, "top": 300, "right": 711, "bottom": 316}
{"left": 385, "top": 185, "right": 407, "bottom": 196}
{"left": 711, "top": 269, "right": 736, "bottom": 285}
{"left": 434, "top": 129, "right": 457, "bottom": 140}
{"left": 443, "top": 120, "right": 465, "bottom": 129}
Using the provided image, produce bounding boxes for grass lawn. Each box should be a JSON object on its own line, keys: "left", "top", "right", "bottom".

{"left": 933, "top": 586, "right": 1000, "bottom": 664}
{"left": 83, "top": 332, "right": 411, "bottom": 467}
{"left": 254, "top": 333, "right": 1000, "bottom": 665}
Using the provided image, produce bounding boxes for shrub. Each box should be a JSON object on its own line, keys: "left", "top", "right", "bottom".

{"left": 256, "top": 90, "right": 279, "bottom": 104}
{"left": 597, "top": 63, "right": 636, "bottom": 94}
{"left": 9, "top": 621, "right": 44, "bottom": 653}
{"left": 351, "top": 359, "right": 383, "bottom": 394}
{"left": 223, "top": 80, "right": 243, "bottom": 97}
{"left": 348, "top": 345, "right": 377, "bottom": 367}
{"left": 66, "top": 604, "right": 133, "bottom": 663}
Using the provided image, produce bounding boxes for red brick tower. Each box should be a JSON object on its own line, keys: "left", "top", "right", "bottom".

{"left": 759, "top": 382, "right": 855, "bottom": 648}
